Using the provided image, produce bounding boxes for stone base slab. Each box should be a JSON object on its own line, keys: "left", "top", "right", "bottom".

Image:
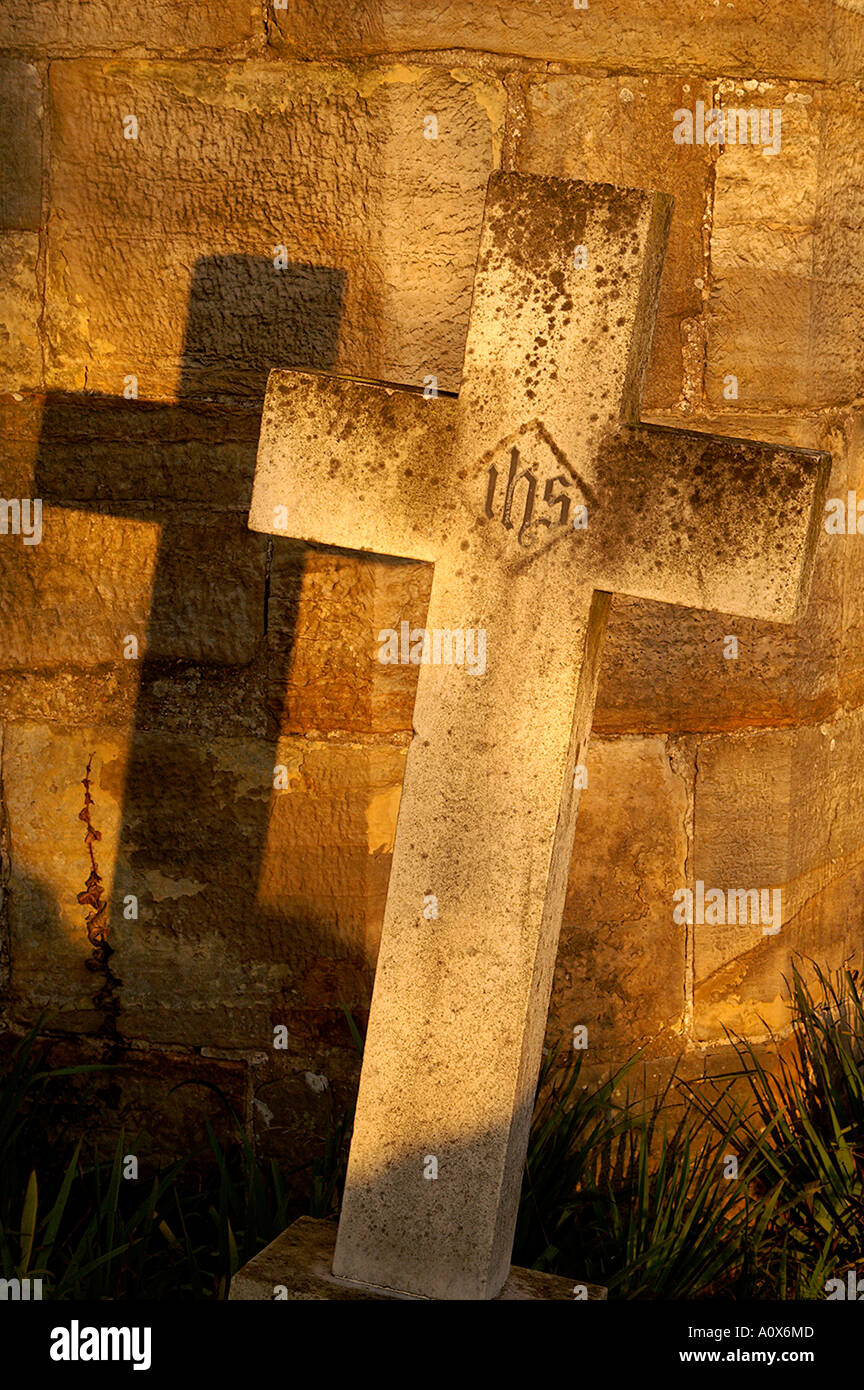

{"left": 229, "top": 1217, "right": 606, "bottom": 1301}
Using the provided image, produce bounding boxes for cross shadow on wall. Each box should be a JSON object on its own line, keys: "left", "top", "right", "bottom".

{"left": 31, "top": 257, "right": 375, "bottom": 1140}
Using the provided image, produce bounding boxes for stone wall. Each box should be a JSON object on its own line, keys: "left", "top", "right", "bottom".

{"left": 1, "top": 0, "right": 863, "bottom": 1166}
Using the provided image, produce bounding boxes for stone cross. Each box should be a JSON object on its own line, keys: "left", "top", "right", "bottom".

{"left": 248, "top": 172, "right": 828, "bottom": 1300}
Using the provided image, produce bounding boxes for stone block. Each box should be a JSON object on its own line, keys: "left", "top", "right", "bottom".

{"left": 0, "top": 233, "right": 41, "bottom": 391}
{"left": 593, "top": 413, "right": 842, "bottom": 734}
{"left": 0, "top": 505, "right": 265, "bottom": 668}
{"left": 551, "top": 735, "right": 689, "bottom": 1061}
{"left": 229, "top": 1216, "right": 606, "bottom": 1300}
{"left": 0, "top": 61, "right": 42, "bottom": 230}
{"left": 692, "top": 708, "right": 864, "bottom": 1038}
{"left": 45, "top": 61, "right": 499, "bottom": 398}
{"left": 5, "top": 724, "right": 401, "bottom": 1049}
{"left": 266, "top": 540, "right": 430, "bottom": 737}
{"left": 5, "top": 724, "right": 132, "bottom": 1036}
{"left": 267, "top": 0, "right": 858, "bottom": 82}
{"left": 693, "top": 867, "right": 864, "bottom": 1042}
{"left": 0, "top": 0, "right": 257, "bottom": 55}
{"left": 512, "top": 74, "right": 712, "bottom": 409}
{"left": 706, "top": 84, "right": 864, "bottom": 410}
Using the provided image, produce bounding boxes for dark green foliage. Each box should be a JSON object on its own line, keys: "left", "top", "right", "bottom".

{"left": 684, "top": 961, "right": 864, "bottom": 1298}
{"left": 2, "top": 962, "right": 863, "bottom": 1299}
{"left": 0, "top": 1025, "right": 353, "bottom": 1299}
{"left": 514, "top": 1047, "right": 758, "bottom": 1298}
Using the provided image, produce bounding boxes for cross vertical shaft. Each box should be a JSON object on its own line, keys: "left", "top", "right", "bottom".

{"left": 248, "top": 172, "right": 828, "bottom": 1300}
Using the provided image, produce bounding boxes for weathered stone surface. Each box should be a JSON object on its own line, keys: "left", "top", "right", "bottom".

{"left": 0, "top": 663, "right": 271, "bottom": 737}
{"left": 229, "top": 1216, "right": 606, "bottom": 1300}
{"left": 256, "top": 737, "right": 403, "bottom": 970}
{"left": 811, "top": 89, "right": 864, "bottom": 406}
{"left": 132, "top": 662, "right": 271, "bottom": 738}
{"left": 249, "top": 173, "right": 826, "bottom": 1300}
{"left": 45, "top": 60, "right": 499, "bottom": 398}
{"left": 836, "top": 412, "right": 864, "bottom": 713}
{"left": 594, "top": 414, "right": 843, "bottom": 734}
{"left": 596, "top": 594, "right": 839, "bottom": 736}
{"left": 511, "top": 74, "right": 712, "bottom": 410}
{"left": 5, "top": 724, "right": 132, "bottom": 1035}
{"left": 0, "top": 666, "right": 138, "bottom": 730}
{"left": 268, "top": 0, "right": 863, "bottom": 81}
{"left": 696, "top": 713, "right": 864, "bottom": 938}
{"left": 33, "top": 393, "right": 263, "bottom": 507}
{"left": 707, "top": 83, "right": 864, "bottom": 411}
{"left": 227, "top": 404, "right": 847, "bottom": 743}
{"left": 693, "top": 868, "right": 864, "bottom": 1042}
{"left": 5, "top": 724, "right": 401, "bottom": 1048}
{"left": 0, "top": 506, "right": 265, "bottom": 668}
{"left": 692, "top": 707, "right": 864, "bottom": 1039}
{"left": 267, "top": 541, "right": 431, "bottom": 737}
{"left": 0, "top": 61, "right": 42, "bottom": 230}
{"left": 550, "top": 735, "right": 689, "bottom": 1062}
{"left": 706, "top": 83, "right": 817, "bottom": 411}
{"left": 0, "top": 233, "right": 41, "bottom": 390}
{"left": 26, "top": 1035, "right": 248, "bottom": 1163}
{"left": 251, "top": 1051, "right": 362, "bottom": 1171}
{"left": 0, "top": 391, "right": 41, "bottom": 495}
{"left": 0, "top": 0, "right": 258, "bottom": 54}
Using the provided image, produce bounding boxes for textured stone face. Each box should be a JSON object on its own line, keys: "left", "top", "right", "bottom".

{"left": 0, "top": 0, "right": 257, "bottom": 54}
{"left": 498, "top": 74, "right": 713, "bottom": 412}
{"left": 0, "top": 234, "right": 40, "bottom": 390}
{"left": 692, "top": 707, "right": 864, "bottom": 1040}
{"left": 268, "top": 0, "right": 864, "bottom": 80}
{"left": 44, "top": 60, "right": 498, "bottom": 398}
{"left": 0, "top": 61, "right": 42, "bottom": 231}
{"left": 704, "top": 81, "right": 864, "bottom": 411}
{"left": 248, "top": 172, "right": 827, "bottom": 1300}
{"left": 594, "top": 414, "right": 843, "bottom": 735}
{"left": 555, "top": 735, "right": 690, "bottom": 1059}
{"left": 5, "top": 723, "right": 400, "bottom": 1047}
{"left": 0, "top": 506, "right": 266, "bottom": 668}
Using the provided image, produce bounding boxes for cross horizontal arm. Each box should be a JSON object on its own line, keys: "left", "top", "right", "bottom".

{"left": 248, "top": 370, "right": 458, "bottom": 562}
{"left": 582, "top": 424, "right": 831, "bottom": 621}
